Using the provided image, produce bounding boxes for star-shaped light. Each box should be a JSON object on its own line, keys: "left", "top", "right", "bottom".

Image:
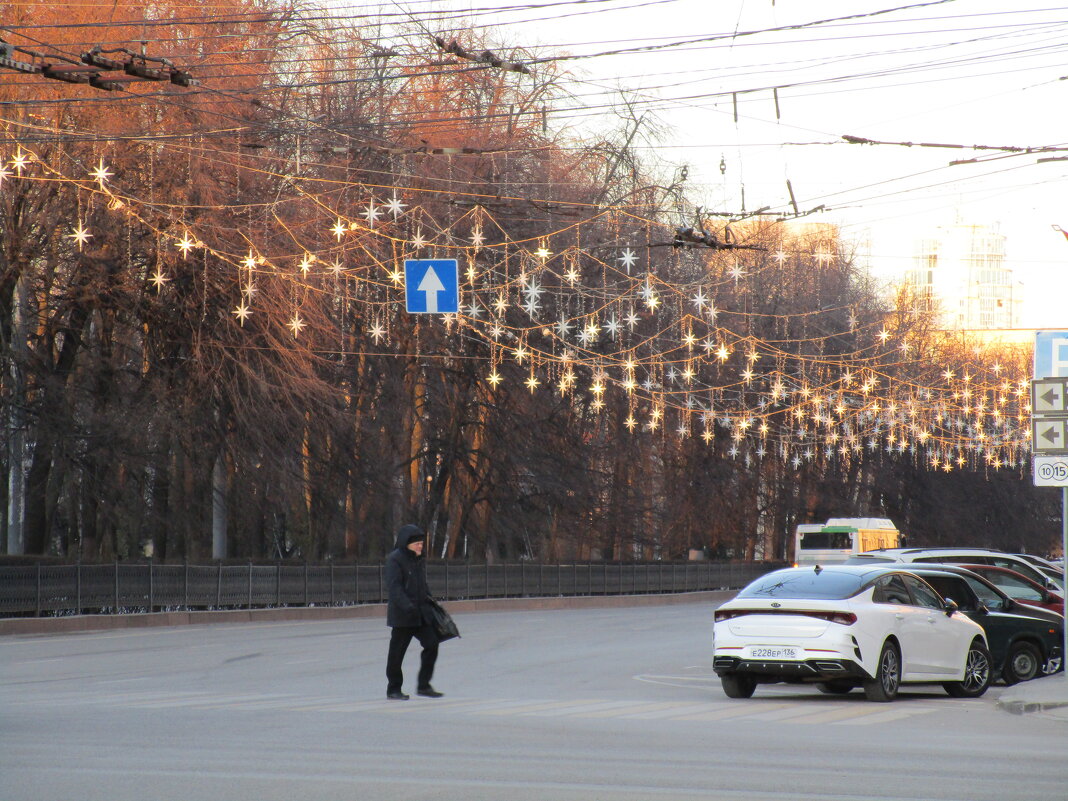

{"left": 773, "top": 249, "right": 787, "bottom": 264}
{"left": 368, "top": 321, "right": 386, "bottom": 343}
{"left": 564, "top": 266, "right": 580, "bottom": 284}
{"left": 330, "top": 260, "right": 344, "bottom": 276}
{"left": 298, "top": 254, "right": 313, "bottom": 276}
{"left": 68, "top": 222, "right": 92, "bottom": 250}
{"left": 691, "top": 290, "right": 708, "bottom": 311}
{"left": 618, "top": 248, "right": 638, "bottom": 273}
{"left": 331, "top": 218, "right": 347, "bottom": 241}
{"left": 385, "top": 194, "right": 407, "bottom": 217}
{"left": 150, "top": 269, "right": 169, "bottom": 292}
{"left": 525, "top": 373, "right": 540, "bottom": 392}
{"left": 288, "top": 313, "right": 305, "bottom": 336}
{"left": 466, "top": 301, "right": 483, "bottom": 318}
{"left": 11, "top": 150, "right": 30, "bottom": 175}
{"left": 555, "top": 316, "right": 572, "bottom": 337}
{"left": 624, "top": 415, "right": 637, "bottom": 431}
{"left": 604, "top": 315, "right": 621, "bottom": 339}
{"left": 233, "top": 302, "right": 252, "bottom": 325}
{"left": 624, "top": 310, "right": 640, "bottom": 329}
{"left": 471, "top": 227, "right": 485, "bottom": 248}
{"left": 489, "top": 324, "right": 504, "bottom": 340}
{"left": 410, "top": 229, "right": 427, "bottom": 249}
{"left": 362, "top": 200, "right": 382, "bottom": 226}
{"left": 90, "top": 159, "right": 112, "bottom": 186}
{"left": 493, "top": 294, "right": 508, "bottom": 315}
{"left": 465, "top": 263, "right": 477, "bottom": 283}
{"left": 388, "top": 269, "right": 404, "bottom": 285}
{"left": 514, "top": 345, "right": 528, "bottom": 364}
{"left": 534, "top": 246, "right": 551, "bottom": 260}
{"left": 522, "top": 298, "right": 541, "bottom": 317}
{"left": 645, "top": 292, "right": 660, "bottom": 312}
{"left": 243, "top": 282, "right": 258, "bottom": 298}
{"left": 176, "top": 234, "right": 196, "bottom": 258}
{"left": 878, "top": 328, "right": 891, "bottom": 344}
{"left": 0, "top": 164, "right": 11, "bottom": 185}
{"left": 728, "top": 263, "right": 746, "bottom": 283}
{"left": 487, "top": 370, "right": 502, "bottom": 388}
{"left": 242, "top": 250, "right": 258, "bottom": 271}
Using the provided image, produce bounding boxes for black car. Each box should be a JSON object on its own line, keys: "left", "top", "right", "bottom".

{"left": 907, "top": 565, "right": 1063, "bottom": 685}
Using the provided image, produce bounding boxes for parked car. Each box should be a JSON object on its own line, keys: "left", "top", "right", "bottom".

{"left": 847, "top": 548, "right": 1063, "bottom": 593}
{"left": 956, "top": 564, "right": 1064, "bottom": 615}
{"left": 903, "top": 565, "right": 1063, "bottom": 684}
{"left": 712, "top": 565, "right": 991, "bottom": 702}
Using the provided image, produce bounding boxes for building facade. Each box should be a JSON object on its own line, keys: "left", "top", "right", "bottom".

{"left": 904, "top": 221, "right": 1023, "bottom": 330}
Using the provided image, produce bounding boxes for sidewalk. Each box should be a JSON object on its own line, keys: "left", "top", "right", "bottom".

{"left": 996, "top": 674, "right": 1068, "bottom": 722}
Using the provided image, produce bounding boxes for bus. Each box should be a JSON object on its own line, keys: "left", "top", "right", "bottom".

{"left": 793, "top": 518, "right": 902, "bottom": 567}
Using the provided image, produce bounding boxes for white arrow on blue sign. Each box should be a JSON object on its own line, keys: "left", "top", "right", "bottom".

{"left": 404, "top": 259, "right": 459, "bottom": 314}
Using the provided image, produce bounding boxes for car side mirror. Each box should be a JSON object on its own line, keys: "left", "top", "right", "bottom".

{"left": 943, "top": 598, "right": 959, "bottom": 616}
{"left": 975, "top": 602, "right": 990, "bottom": 615}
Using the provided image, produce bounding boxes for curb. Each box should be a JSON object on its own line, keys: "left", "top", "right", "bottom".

{"left": 0, "top": 590, "right": 736, "bottom": 637}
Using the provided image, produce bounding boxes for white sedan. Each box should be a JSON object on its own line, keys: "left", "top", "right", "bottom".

{"left": 712, "top": 565, "right": 992, "bottom": 701}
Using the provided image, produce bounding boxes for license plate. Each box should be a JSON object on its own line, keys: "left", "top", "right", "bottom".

{"left": 745, "top": 646, "right": 800, "bottom": 660}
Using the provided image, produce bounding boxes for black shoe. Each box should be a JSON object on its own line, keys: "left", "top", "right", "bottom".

{"left": 417, "top": 686, "right": 444, "bottom": 698}
{"left": 387, "top": 690, "right": 409, "bottom": 700}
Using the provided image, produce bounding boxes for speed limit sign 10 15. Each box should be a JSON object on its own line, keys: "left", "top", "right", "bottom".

{"left": 1034, "top": 456, "right": 1068, "bottom": 486}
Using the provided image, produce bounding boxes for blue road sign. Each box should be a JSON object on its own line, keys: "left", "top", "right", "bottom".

{"left": 404, "top": 259, "right": 459, "bottom": 314}
{"left": 1035, "top": 331, "right": 1068, "bottom": 379}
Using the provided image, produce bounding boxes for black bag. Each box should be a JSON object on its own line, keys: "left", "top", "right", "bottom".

{"left": 425, "top": 597, "right": 460, "bottom": 641}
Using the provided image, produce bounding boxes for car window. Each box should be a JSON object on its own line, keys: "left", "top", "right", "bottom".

{"left": 986, "top": 558, "right": 1045, "bottom": 586}
{"left": 736, "top": 570, "right": 866, "bottom": 599}
{"left": 919, "top": 575, "right": 977, "bottom": 611}
{"left": 960, "top": 576, "right": 1009, "bottom": 612}
{"left": 903, "top": 575, "right": 944, "bottom": 609}
{"left": 986, "top": 572, "right": 1043, "bottom": 601}
{"left": 872, "top": 574, "right": 912, "bottom": 605}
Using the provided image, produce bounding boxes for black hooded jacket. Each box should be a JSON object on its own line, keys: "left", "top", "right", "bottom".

{"left": 384, "top": 524, "right": 430, "bottom": 627}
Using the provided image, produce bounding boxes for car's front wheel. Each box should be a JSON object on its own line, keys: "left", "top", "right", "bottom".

{"left": 1002, "top": 641, "right": 1041, "bottom": 685}
{"left": 863, "top": 640, "right": 900, "bottom": 702}
{"left": 944, "top": 640, "right": 992, "bottom": 698}
{"left": 721, "top": 673, "right": 756, "bottom": 699}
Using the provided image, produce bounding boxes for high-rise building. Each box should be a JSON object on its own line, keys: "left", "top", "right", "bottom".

{"left": 904, "top": 221, "right": 1023, "bottom": 330}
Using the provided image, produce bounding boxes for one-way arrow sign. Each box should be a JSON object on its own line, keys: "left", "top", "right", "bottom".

{"left": 404, "top": 259, "right": 459, "bottom": 314}
{"left": 1033, "top": 378, "right": 1068, "bottom": 414}
{"left": 1034, "top": 419, "right": 1068, "bottom": 454}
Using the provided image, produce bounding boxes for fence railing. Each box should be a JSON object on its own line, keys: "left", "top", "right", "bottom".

{"left": 0, "top": 561, "right": 780, "bottom": 618}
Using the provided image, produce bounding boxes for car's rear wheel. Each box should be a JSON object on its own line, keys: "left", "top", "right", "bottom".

{"left": 721, "top": 673, "right": 757, "bottom": 699}
{"left": 1002, "top": 641, "right": 1041, "bottom": 685}
{"left": 863, "top": 640, "right": 900, "bottom": 702}
{"left": 816, "top": 680, "right": 855, "bottom": 695}
{"left": 944, "top": 640, "right": 992, "bottom": 698}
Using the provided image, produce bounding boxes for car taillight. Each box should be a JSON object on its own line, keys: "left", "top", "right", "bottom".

{"left": 714, "top": 609, "right": 856, "bottom": 625}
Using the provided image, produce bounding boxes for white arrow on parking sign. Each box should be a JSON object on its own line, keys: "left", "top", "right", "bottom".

{"left": 417, "top": 266, "right": 446, "bottom": 312}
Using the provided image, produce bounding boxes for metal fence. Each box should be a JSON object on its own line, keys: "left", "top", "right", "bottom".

{"left": 0, "top": 560, "right": 780, "bottom": 618}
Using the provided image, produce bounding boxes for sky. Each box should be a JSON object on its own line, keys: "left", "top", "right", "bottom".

{"left": 415, "top": 0, "right": 1068, "bottom": 330}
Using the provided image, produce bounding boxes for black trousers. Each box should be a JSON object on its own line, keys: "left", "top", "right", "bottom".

{"left": 386, "top": 623, "right": 439, "bottom": 692}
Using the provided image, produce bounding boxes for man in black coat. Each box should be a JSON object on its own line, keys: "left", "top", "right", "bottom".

{"left": 384, "top": 523, "right": 443, "bottom": 700}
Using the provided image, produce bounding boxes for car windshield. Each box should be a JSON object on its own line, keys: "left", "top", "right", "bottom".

{"left": 737, "top": 570, "right": 867, "bottom": 600}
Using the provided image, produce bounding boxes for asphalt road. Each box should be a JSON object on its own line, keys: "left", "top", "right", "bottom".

{"left": 2, "top": 601, "right": 1064, "bottom": 801}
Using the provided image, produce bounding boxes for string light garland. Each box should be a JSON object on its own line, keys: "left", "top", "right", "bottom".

{"left": 0, "top": 139, "right": 1033, "bottom": 477}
